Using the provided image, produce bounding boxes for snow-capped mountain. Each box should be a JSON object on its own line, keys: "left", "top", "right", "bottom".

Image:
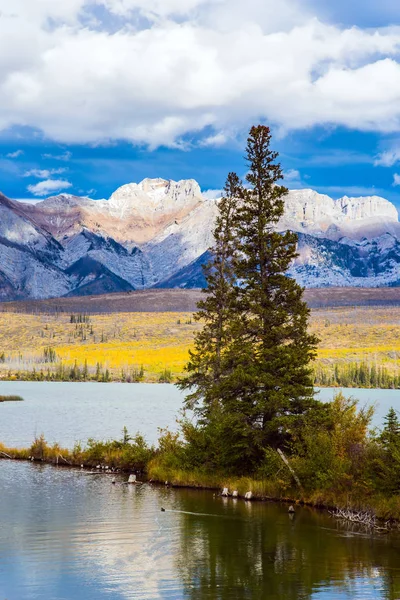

{"left": 1, "top": 179, "right": 400, "bottom": 300}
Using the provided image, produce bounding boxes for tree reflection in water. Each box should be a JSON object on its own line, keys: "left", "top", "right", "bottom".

{"left": 174, "top": 491, "right": 400, "bottom": 600}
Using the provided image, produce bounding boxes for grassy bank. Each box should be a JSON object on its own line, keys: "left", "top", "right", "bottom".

{"left": 2, "top": 406, "right": 400, "bottom": 523}
{"left": 2, "top": 441, "right": 400, "bottom": 522}
{"left": 0, "top": 395, "right": 23, "bottom": 402}
{"left": 1, "top": 306, "right": 400, "bottom": 387}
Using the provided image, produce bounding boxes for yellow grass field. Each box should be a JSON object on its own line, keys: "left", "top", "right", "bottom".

{"left": 0, "top": 312, "right": 198, "bottom": 382}
{"left": 0, "top": 305, "right": 400, "bottom": 381}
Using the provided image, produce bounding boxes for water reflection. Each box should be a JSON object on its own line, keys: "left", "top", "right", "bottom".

{"left": 175, "top": 494, "right": 400, "bottom": 600}
{"left": 1, "top": 462, "right": 400, "bottom": 599}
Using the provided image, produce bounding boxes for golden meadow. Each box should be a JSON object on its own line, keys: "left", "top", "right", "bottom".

{"left": 1, "top": 306, "right": 400, "bottom": 385}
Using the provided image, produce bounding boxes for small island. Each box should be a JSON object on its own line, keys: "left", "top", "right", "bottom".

{"left": 0, "top": 395, "right": 24, "bottom": 402}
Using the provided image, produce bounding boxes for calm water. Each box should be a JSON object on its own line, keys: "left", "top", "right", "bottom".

{"left": 1, "top": 461, "right": 400, "bottom": 600}
{"left": 0, "top": 382, "right": 398, "bottom": 448}
{"left": 1, "top": 382, "right": 400, "bottom": 599}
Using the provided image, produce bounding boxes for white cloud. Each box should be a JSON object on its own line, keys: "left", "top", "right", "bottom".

{"left": 200, "top": 132, "right": 228, "bottom": 147}
{"left": 6, "top": 150, "right": 24, "bottom": 158}
{"left": 283, "top": 169, "right": 307, "bottom": 188}
{"left": 27, "top": 179, "right": 73, "bottom": 196}
{"left": 42, "top": 151, "right": 72, "bottom": 161}
{"left": 1, "top": 1, "right": 400, "bottom": 147}
{"left": 202, "top": 188, "right": 223, "bottom": 199}
{"left": 101, "top": 0, "right": 213, "bottom": 18}
{"left": 375, "top": 148, "right": 400, "bottom": 167}
{"left": 393, "top": 174, "right": 400, "bottom": 186}
{"left": 24, "top": 168, "right": 66, "bottom": 178}
{"left": 284, "top": 169, "right": 301, "bottom": 182}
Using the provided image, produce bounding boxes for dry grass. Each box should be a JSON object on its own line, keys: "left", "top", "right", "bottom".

{"left": 1, "top": 305, "right": 400, "bottom": 382}
{"left": 311, "top": 306, "right": 400, "bottom": 375}
{"left": 0, "top": 311, "right": 199, "bottom": 381}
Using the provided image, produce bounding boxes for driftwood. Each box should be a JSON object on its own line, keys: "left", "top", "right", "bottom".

{"left": 57, "top": 454, "right": 72, "bottom": 465}
{"left": 0, "top": 450, "right": 12, "bottom": 459}
{"left": 277, "top": 448, "right": 302, "bottom": 488}
{"left": 329, "top": 508, "right": 391, "bottom": 531}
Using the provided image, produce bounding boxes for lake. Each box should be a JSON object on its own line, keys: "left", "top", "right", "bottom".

{"left": 1, "top": 382, "right": 400, "bottom": 599}
{"left": 0, "top": 382, "right": 397, "bottom": 449}
{"left": 1, "top": 460, "right": 400, "bottom": 599}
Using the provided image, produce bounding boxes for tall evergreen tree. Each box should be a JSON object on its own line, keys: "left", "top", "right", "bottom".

{"left": 181, "top": 125, "right": 319, "bottom": 472}
{"left": 222, "top": 125, "right": 318, "bottom": 456}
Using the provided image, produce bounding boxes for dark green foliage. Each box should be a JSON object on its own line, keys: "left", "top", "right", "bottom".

{"left": 377, "top": 408, "right": 400, "bottom": 493}
{"left": 180, "top": 125, "right": 318, "bottom": 472}
{"left": 314, "top": 361, "right": 400, "bottom": 389}
{"left": 230, "top": 126, "right": 318, "bottom": 453}
{"left": 70, "top": 313, "right": 91, "bottom": 324}
{"left": 291, "top": 393, "right": 374, "bottom": 492}
{"left": 159, "top": 368, "right": 172, "bottom": 383}
{"left": 83, "top": 431, "right": 155, "bottom": 471}
{"left": 179, "top": 172, "right": 240, "bottom": 414}
{"left": 0, "top": 395, "right": 24, "bottom": 402}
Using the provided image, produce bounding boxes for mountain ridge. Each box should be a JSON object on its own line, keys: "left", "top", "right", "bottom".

{"left": 1, "top": 178, "right": 400, "bottom": 300}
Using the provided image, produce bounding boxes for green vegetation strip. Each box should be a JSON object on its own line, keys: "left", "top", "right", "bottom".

{"left": 2, "top": 394, "right": 400, "bottom": 521}
{"left": 0, "top": 395, "right": 24, "bottom": 402}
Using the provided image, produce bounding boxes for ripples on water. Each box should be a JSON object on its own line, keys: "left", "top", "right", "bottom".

{"left": 1, "top": 461, "right": 400, "bottom": 599}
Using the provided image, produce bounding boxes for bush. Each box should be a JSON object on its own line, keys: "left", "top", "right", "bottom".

{"left": 159, "top": 368, "right": 172, "bottom": 383}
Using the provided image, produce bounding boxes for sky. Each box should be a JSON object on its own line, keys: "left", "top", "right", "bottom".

{"left": 1, "top": 0, "right": 400, "bottom": 204}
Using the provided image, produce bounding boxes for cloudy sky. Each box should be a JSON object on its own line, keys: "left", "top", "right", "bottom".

{"left": 1, "top": 0, "right": 400, "bottom": 203}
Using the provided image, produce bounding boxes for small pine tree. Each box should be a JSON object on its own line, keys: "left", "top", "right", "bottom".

{"left": 96, "top": 362, "right": 102, "bottom": 381}
{"left": 381, "top": 407, "right": 400, "bottom": 447}
{"left": 380, "top": 407, "right": 400, "bottom": 492}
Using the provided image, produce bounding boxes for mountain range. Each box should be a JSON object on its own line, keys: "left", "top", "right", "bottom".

{"left": 1, "top": 178, "right": 400, "bottom": 300}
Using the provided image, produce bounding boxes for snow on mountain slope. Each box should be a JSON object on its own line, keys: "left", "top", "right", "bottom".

{"left": 0, "top": 193, "right": 70, "bottom": 299}
{"left": 145, "top": 199, "right": 218, "bottom": 282}
{"left": 0, "top": 192, "right": 61, "bottom": 252}
{"left": 25, "top": 178, "right": 206, "bottom": 246}
{"left": 2, "top": 179, "right": 400, "bottom": 300}
{"left": 0, "top": 239, "right": 70, "bottom": 299}
{"left": 287, "top": 232, "right": 400, "bottom": 288}
{"left": 108, "top": 178, "right": 202, "bottom": 218}
{"left": 63, "top": 230, "right": 155, "bottom": 289}
{"left": 279, "top": 190, "right": 399, "bottom": 238}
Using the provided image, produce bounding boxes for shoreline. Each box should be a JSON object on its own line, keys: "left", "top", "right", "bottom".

{"left": 1, "top": 447, "right": 400, "bottom": 529}
{"left": 0, "top": 378, "right": 399, "bottom": 391}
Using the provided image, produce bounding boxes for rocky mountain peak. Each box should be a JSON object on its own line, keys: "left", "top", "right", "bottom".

{"left": 280, "top": 189, "right": 399, "bottom": 237}
{"left": 337, "top": 195, "right": 398, "bottom": 222}
{"left": 108, "top": 178, "right": 203, "bottom": 216}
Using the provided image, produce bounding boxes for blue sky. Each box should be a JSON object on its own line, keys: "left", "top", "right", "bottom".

{"left": 1, "top": 0, "right": 400, "bottom": 205}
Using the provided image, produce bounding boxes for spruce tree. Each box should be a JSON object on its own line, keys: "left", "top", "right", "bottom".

{"left": 217, "top": 125, "right": 319, "bottom": 458}
{"left": 178, "top": 172, "right": 241, "bottom": 419}
{"left": 381, "top": 407, "right": 400, "bottom": 447}
{"left": 181, "top": 125, "right": 318, "bottom": 472}
{"left": 380, "top": 407, "right": 400, "bottom": 493}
